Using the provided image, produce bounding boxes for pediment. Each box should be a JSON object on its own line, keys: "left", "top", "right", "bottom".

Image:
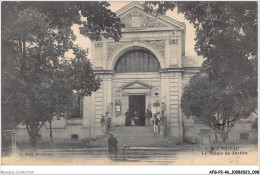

{"left": 116, "top": 2, "right": 185, "bottom": 31}
{"left": 121, "top": 80, "right": 151, "bottom": 89}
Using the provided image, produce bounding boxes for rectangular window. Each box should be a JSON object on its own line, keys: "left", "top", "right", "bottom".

{"left": 126, "top": 54, "right": 131, "bottom": 72}
{"left": 148, "top": 54, "right": 154, "bottom": 71}
{"left": 135, "top": 51, "right": 139, "bottom": 72}
{"left": 118, "top": 60, "right": 122, "bottom": 73}
{"left": 121, "top": 57, "right": 126, "bottom": 72}
{"left": 139, "top": 52, "right": 144, "bottom": 72}
{"left": 130, "top": 52, "right": 135, "bottom": 72}
{"left": 143, "top": 53, "right": 149, "bottom": 72}
{"left": 154, "top": 59, "right": 159, "bottom": 71}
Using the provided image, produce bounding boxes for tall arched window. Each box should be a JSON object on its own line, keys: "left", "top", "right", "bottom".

{"left": 114, "top": 49, "right": 160, "bottom": 73}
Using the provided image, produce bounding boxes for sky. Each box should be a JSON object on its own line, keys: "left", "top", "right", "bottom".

{"left": 68, "top": 1, "right": 198, "bottom": 59}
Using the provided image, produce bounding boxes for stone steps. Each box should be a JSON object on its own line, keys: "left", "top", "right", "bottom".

{"left": 89, "top": 126, "right": 165, "bottom": 147}
{"left": 18, "top": 147, "right": 201, "bottom": 162}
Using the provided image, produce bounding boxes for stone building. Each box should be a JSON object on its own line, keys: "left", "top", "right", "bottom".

{"left": 15, "top": 2, "right": 257, "bottom": 146}
{"left": 81, "top": 2, "right": 202, "bottom": 139}
{"left": 16, "top": 2, "right": 203, "bottom": 143}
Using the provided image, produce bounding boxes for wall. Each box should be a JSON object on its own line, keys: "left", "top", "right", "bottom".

{"left": 79, "top": 4, "right": 190, "bottom": 140}
{"left": 111, "top": 72, "right": 161, "bottom": 126}
{"left": 16, "top": 118, "right": 92, "bottom": 143}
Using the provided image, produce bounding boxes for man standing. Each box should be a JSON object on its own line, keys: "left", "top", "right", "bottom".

{"left": 133, "top": 110, "right": 139, "bottom": 126}
{"left": 105, "top": 112, "right": 111, "bottom": 132}
{"left": 152, "top": 115, "right": 160, "bottom": 134}
{"left": 125, "top": 109, "right": 131, "bottom": 126}
{"left": 101, "top": 115, "right": 106, "bottom": 135}
{"left": 145, "top": 108, "right": 152, "bottom": 126}
{"left": 108, "top": 132, "right": 118, "bottom": 159}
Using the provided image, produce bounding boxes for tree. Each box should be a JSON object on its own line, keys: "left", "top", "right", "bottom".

{"left": 181, "top": 72, "right": 255, "bottom": 142}
{"left": 2, "top": 2, "right": 124, "bottom": 146}
{"left": 145, "top": 2, "right": 257, "bottom": 141}
{"left": 144, "top": 1, "right": 257, "bottom": 102}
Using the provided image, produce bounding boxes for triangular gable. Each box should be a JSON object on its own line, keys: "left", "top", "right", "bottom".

{"left": 121, "top": 80, "right": 151, "bottom": 89}
{"left": 116, "top": 2, "right": 185, "bottom": 32}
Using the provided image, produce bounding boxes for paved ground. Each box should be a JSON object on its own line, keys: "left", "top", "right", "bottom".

{"left": 2, "top": 146, "right": 258, "bottom": 165}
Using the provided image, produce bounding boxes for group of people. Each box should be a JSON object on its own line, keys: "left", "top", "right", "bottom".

{"left": 106, "top": 109, "right": 163, "bottom": 160}
{"left": 101, "top": 112, "right": 111, "bottom": 135}
{"left": 124, "top": 107, "right": 161, "bottom": 134}
{"left": 124, "top": 109, "right": 140, "bottom": 126}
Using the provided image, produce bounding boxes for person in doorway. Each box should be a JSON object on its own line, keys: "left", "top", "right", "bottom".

{"left": 125, "top": 109, "right": 131, "bottom": 126}
{"left": 108, "top": 132, "right": 118, "bottom": 160}
{"left": 145, "top": 108, "right": 152, "bottom": 127}
{"left": 156, "top": 112, "right": 162, "bottom": 133}
{"left": 159, "top": 111, "right": 166, "bottom": 136}
{"left": 152, "top": 115, "right": 160, "bottom": 134}
{"left": 101, "top": 115, "right": 106, "bottom": 135}
{"left": 130, "top": 115, "right": 135, "bottom": 126}
{"left": 133, "top": 110, "right": 139, "bottom": 126}
{"left": 105, "top": 112, "right": 111, "bottom": 132}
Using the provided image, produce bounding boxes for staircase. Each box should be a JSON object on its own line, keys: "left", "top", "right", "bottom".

{"left": 88, "top": 126, "right": 166, "bottom": 147}
{"left": 17, "top": 126, "right": 200, "bottom": 162}
{"left": 19, "top": 147, "right": 201, "bottom": 163}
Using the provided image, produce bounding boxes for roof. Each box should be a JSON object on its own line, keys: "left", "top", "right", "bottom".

{"left": 116, "top": 2, "right": 185, "bottom": 32}
{"left": 121, "top": 80, "right": 152, "bottom": 89}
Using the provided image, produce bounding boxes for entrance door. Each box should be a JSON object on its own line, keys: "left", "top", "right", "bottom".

{"left": 129, "top": 95, "right": 145, "bottom": 126}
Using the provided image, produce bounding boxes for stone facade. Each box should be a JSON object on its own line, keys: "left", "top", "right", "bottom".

{"left": 82, "top": 2, "right": 200, "bottom": 139}
{"left": 15, "top": 2, "right": 203, "bottom": 143}
{"left": 15, "top": 3, "right": 257, "bottom": 146}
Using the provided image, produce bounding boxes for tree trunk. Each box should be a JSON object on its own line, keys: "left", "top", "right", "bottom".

{"left": 20, "top": 39, "right": 26, "bottom": 77}
{"left": 29, "top": 122, "right": 38, "bottom": 147}
{"left": 221, "top": 131, "right": 228, "bottom": 143}
{"left": 214, "top": 130, "right": 218, "bottom": 143}
{"left": 48, "top": 120, "right": 52, "bottom": 138}
{"left": 30, "top": 134, "right": 37, "bottom": 147}
{"left": 29, "top": 129, "right": 37, "bottom": 147}
{"left": 49, "top": 120, "right": 54, "bottom": 143}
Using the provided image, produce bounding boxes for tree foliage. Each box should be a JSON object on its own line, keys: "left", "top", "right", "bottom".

{"left": 145, "top": 1, "right": 257, "bottom": 141}
{"left": 145, "top": 1, "right": 257, "bottom": 84}
{"left": 181, "top": 72, "right": 255, "bottom": 142}
{"left": 2, "top": 1, "right": 124, "bottom": 146}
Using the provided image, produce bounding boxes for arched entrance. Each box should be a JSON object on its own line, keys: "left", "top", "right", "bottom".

{"left": 114, "top": 49, "right": 160, "bottom": 73}
{"left": 113, "top": 49, "right": 161, "bottom": 126}
{"left": 107, "top": 44, "right": 165, "bottom": 70}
